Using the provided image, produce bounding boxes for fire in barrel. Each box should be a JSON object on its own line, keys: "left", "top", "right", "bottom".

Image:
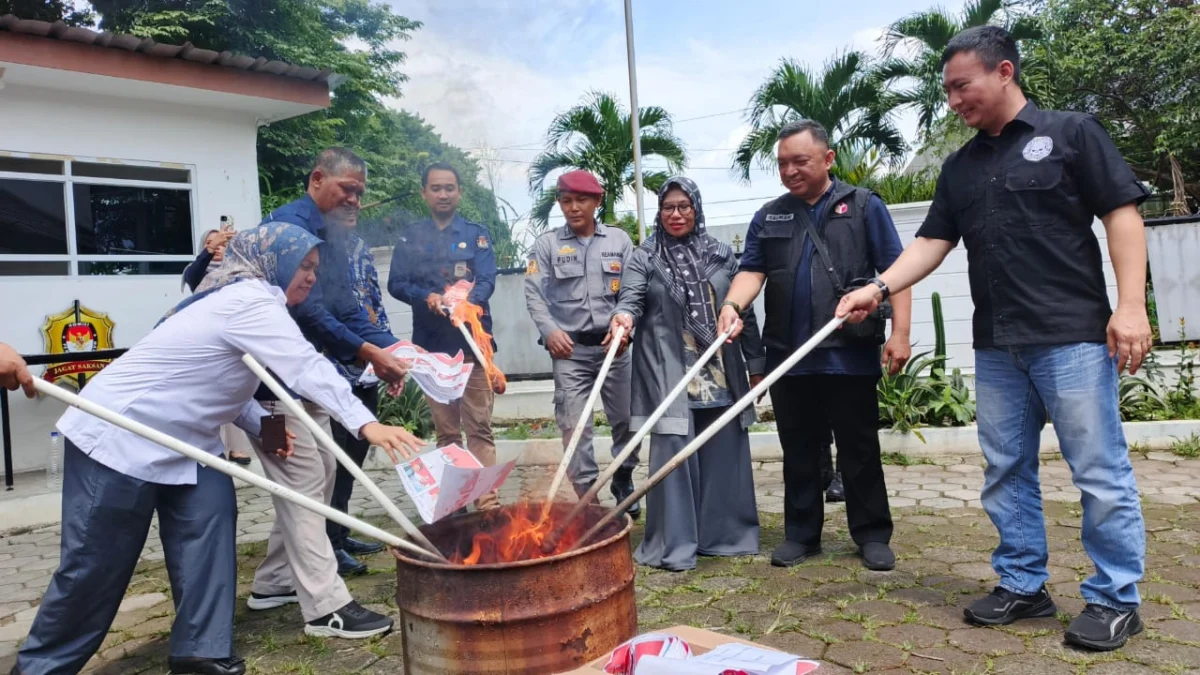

{"left": 393, "top": 501, "right": 637, "bottom": 675}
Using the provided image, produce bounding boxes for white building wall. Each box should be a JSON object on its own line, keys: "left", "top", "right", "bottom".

{"left": 1, "top": 83, "right": 263, "bottom": 473}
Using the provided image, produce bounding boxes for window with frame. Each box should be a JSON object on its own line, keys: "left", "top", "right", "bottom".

{"left": 0, "top": 154, "right": 196, "bottom": 276}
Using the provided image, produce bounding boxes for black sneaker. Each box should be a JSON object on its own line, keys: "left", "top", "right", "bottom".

{"left": 964, "top": 586, "right": 1057, "bottom": 626}
{"left": 246, "top": 590, "right": 298, "bottom": 611}
{"left": 304, "top": 600, "right": 394, "bottom": 639}
{"left": 610, "top": 467, "right": 640, "bottom": 520}
{"left": 825, "top": 472, "right": 845, "bottom": 503}
{"left": 770, "top": 541, "right": 821, "bottom": 567}
{"left": 343, "top": 537, "right": 384, "bottom": 556}
{"left": 1064, "top": 603, "right": 1144, "bottom": 651}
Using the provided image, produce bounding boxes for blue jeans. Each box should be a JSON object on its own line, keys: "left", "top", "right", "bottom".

{"left": 975, "top": 342, "right": 1145, "bottom": 611}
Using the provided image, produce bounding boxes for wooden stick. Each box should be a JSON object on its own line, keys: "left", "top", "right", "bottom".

{"left": 241, "top": 355, "right": 447, "bottom": 562}
{"left": 542, "top": 325, "right": 627, "bottom": 510}
{"left": 32, "top": 378, "right": 442, "bottom": 562}
{"left": 542, "top": 323, "right": 735, "bottom": 552}
{"left": 571, "top": 316, "right": 846, "bottom": 551}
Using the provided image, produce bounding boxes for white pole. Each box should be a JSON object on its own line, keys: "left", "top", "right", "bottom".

{"left": 31, "top": 378, "right": 442, "bottom": 562}
{"left": 543, "top": 325, "right": 627, "bottom": 508}
{"left": 571, "top": 316, "right": 847, "bottom": 551}
{"left": 624, "top": 0, "right": 647, "bottom": 243}
{"left": 543, "top": 323, "right": 735, "bottom": 551}
{"left": 241, "top": 355, "right": 447, "bottom": 562}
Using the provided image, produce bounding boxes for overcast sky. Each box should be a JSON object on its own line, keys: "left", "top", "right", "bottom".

{"left": 383, "top": 0, "right": 966, "bottom": 241}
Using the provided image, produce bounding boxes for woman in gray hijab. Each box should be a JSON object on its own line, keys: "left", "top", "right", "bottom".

{"left": 610, "top": 176, "right": 766, "bottom": 571}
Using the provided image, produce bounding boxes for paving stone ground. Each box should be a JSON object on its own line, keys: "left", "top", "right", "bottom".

{"left": 2, "top": 452, "right": 1200, "bottom": 674}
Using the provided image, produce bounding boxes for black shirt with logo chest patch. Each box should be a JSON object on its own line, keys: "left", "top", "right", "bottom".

{"left": 916, "top": 102, "right": 1150, "bottom": 349}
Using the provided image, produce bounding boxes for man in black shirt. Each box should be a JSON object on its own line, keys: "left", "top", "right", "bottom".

{"left": 837, "top": 26, "right": 1151, "bottom": 651}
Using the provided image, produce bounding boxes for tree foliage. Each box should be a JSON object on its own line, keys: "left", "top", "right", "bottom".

{"left": 527, "top": 91, "right": 687, "bottom": 231}
{"left": 1027, "top": 0, "right": 1200, "bottom": 212}
{"left": 0, "top": 0, "right": 94, "bottom": 24}
{"left": 732, "top": 51, "right": 906, "bottom": 183}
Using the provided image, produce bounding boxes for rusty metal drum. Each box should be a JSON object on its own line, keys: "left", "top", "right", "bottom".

{"left": 393, "top": 502, "right": 637, "bottom": 674}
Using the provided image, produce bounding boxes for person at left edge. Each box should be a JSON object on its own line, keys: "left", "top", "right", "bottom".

{"left": 388, "top": 162, "right": 501, "bottom": 511}
{"left": 13, "top": 224, "right": 424, "bottom": 675}
{"left": 245, "top": 148, "right": 409, "bottom": 640}
{"left": 524, "top": 169, "right": 640, "bottom": 515}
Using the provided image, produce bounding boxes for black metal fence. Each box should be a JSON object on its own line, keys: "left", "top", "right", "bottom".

{"left": 2, "top": 349, "right": 127, "bottom": 490}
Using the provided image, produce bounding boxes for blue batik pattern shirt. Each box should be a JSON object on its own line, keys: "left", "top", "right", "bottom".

{"left": 330, "top": 233, "right": 392, "bottom": 385}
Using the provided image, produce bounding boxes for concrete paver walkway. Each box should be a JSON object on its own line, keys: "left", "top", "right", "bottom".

{"left": 2, "top": 452, "right": 1199, "bottom": 673}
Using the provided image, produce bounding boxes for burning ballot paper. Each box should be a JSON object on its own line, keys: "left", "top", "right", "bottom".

{"left": 358, "top": 339, "right": 473, "bottom": 404}
{"left": 393, "top": 443, "right": 517, "bottom": 524}
{"left": 441, "top": 279, "right": 508, "bottom": 394}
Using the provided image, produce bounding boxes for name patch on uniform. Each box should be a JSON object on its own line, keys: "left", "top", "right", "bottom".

{"left": 1023, "top": 136, "right": 1053, "bottom": 162}
{"left": 610, "top": 277, "right": 620, "bottom": 293}
{"left": 600, "top": 251, "right": 622, "bottom": 258}
{"left": 525, "top": 259, "right": 539, "bottom": 276}
{"left": 557, "top": 245, "right": 577, "bottom": 256}
{"left": 607, "top": 260, "right": 622, "bottom": 273}
{"left": 477, "top": 235, "right": 489, "bottom": 249}
{"left": 454, "top": 262, "right": 468, "bottom": 278}
{"left": 835, "top": 202, "right": 849, "bottom": 215}
{"left": 765, "top": 213, "right": 794, "bottom": 222}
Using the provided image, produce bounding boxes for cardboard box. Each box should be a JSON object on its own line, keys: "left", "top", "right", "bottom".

{"left": 563, "top": 625, "right": 789, "bottom": 674}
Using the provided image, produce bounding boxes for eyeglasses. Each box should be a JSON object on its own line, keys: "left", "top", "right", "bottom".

{"left": 660, "top": 204, "right": 694, "bottom": 216}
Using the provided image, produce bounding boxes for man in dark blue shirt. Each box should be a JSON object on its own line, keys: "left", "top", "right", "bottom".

{"left": 719, "top": 120, "right": 913, "bottom": 572}
{"left": 388, "top": 163, "right": 500, "bottom": 510}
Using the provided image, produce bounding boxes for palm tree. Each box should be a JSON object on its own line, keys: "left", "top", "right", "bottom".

{"left": 731, "top": 50, "right": 906, "bottom": 183}
{"left": 878, "top": 0, "right": 1042, "bottom": 137}
{"left": 527, "top": 91, "right": 687, "bottom": 231}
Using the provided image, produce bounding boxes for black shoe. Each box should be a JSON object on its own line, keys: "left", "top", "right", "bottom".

{"left": 825, "top": 472, "right": 845, "bottom": 503}
{"left": 1064, "top": 603, "right": 1144, "bottom": 651}
{"left": 335, "top": 548, "right": 368, "bottom": 577}
{"left": 305, "top": 600, "right": 394, "bottom": 639}
{"left": 964, "top": 586, "right": 1057, "bottom": 626}
{"left": 167, "top": 656, "right": 246, "bottom": 675}
{"left": 343, "top": 537, "right": 384, "bottom": 556}
{"left": 770, "top": 541, "right": 821, "bottom": 567}
{"left": 246, "top": 590, "right": 298, "bottom": 611}
{"left": 860, "top": 542, "right": 895, "bottom": 571}
{"left": 610, "top": 467, "right": 640, "bottom": 520}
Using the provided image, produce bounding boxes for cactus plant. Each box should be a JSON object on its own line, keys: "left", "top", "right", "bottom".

{"left": 932, "top": 292, "right": 946, "bottom": 379}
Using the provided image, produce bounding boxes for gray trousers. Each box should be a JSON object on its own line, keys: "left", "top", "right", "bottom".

{"left": 248, "top": 400, "right": 352, "bottom": 622}
{"left": 552, "top": 345, "right": 638, "bottom": 490}
{"left": 17, "top": 441, "right": 237, "bottom": 674}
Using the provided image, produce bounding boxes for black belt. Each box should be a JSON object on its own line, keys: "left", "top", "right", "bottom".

{"left": 569, "top": 330, "right": 608, "bottom": 347}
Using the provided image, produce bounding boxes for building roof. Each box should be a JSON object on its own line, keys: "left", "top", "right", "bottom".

{"left": 0, "top": 15, "right": 346, "bottom": 90}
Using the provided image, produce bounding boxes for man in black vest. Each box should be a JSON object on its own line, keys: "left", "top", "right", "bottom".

{"left": 837, "top": 27, "right": 1150, "bottom": 651}
{"left": 719, "top": 120, "right": 912, "bottom": 571}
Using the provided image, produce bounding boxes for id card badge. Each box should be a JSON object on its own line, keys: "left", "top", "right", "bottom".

{"left": 454, "top": 261, "right": 468, "bottom": 278}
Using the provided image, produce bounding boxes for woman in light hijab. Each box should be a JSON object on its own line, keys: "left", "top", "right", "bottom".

{"left": 16, "top": 223, "right": 424, "bottom": 675}
{"left": 182, "top": 227, "right": 253, "bottom": 465}
{"left": 611, "top": 176, "right": 766, "bottom": 572}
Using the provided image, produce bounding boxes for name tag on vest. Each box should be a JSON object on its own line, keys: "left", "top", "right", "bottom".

{"left": 765, "top": 213, "right": 795, "bottom": 222}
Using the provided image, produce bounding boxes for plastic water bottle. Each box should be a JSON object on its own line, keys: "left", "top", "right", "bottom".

{"left": 47, "top": 431, "right": 63, "bottom": 490}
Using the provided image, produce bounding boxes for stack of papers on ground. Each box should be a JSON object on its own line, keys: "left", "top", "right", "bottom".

{"left": 394, "top": 444, "right": 516, "bottom": 523}
{"left": 633, "top": 643, "right": 820, "bottom": 675}
{"left": 358, "top": 339, "right": 473, "bottom": 404}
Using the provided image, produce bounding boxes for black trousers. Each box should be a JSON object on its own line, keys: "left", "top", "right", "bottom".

{"left": 326, "top": 384, "right": 379, "bottom": 550}
{"left": 770, "top": 374, "right": 892, "bottom": 547}
{"left": 18, "top": 442, "right": 237, "bottom": 674}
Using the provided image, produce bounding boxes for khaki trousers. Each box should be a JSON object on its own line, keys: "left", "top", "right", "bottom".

{"left": 425, "top": 359, "right": 499, "bottom": 509}
{"left": 248, "top": 400, "right": 352, "bottom": 621}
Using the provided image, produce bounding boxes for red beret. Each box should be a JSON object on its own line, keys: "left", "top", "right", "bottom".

{"left": 557, "top": 170, "right": 603, "bottom": 196}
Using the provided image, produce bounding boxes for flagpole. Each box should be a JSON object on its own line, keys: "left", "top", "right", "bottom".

{"left": 624, "top": 0, "right": 646, "bottom": 243}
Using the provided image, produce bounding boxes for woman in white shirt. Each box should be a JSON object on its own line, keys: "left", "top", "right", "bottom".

{"left": 14, "top": 223, "right": 424, "bottom": 675}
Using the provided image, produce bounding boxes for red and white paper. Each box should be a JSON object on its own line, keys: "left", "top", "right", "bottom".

{"left": 358, "top": 339, "right": 474, "bottom": 404}
{"left": 394, "top": 444, "right": 516, "bottom": 523}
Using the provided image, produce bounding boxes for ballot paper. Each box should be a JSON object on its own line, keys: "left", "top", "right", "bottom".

{"left": 632, "top": 643, "right": 819, "bottom": 675}
{"left": 358, "top": 340, "right": 473, "bottom": 404}
{"left": 394, "top": 444, "right": 516, "bottom": 524}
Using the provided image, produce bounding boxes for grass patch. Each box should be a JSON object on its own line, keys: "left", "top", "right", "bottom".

{"left": 1169, "top": 432, "right": 1200, "bottom": 458}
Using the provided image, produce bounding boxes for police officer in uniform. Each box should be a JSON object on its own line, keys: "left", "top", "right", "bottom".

{"left": 524, "top": 170, "right": 640, "bottom": 516}
{"left": 388, "top": 162, "right": 501, "bottom": 510}
{"left": 719, "top": 120, "right": 913, "bottom": 573}
{"left": 837, "top": 27, "right": 1151, "bottom": 651}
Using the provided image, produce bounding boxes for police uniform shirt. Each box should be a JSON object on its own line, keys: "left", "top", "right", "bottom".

{"left": 387, "top": 214, "right": 498, "bottom": 354}
{"left": 916, "top": 102, "right": 1151, "bottom": 349}
{"left": 524, "top": 224, "right": 633, "bottom": 339}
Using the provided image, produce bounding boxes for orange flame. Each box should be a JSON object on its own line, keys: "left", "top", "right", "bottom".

{"left": 449, "top": 299, "right": 508, "bottom": 394}
{"left": 449, "top": 501, "right": 586, "bottom": 565}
